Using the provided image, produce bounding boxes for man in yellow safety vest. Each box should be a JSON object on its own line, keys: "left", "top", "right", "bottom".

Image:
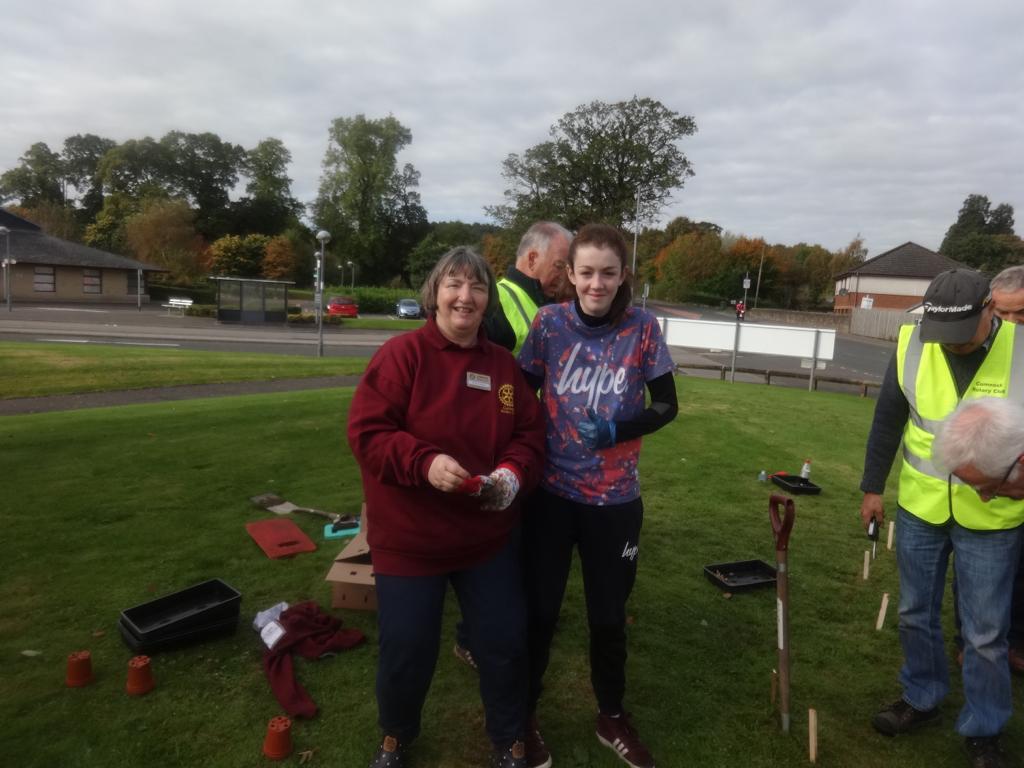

{"left": 860, "top": 269, "right": 1024, "bottom": 768}
{"left": 484, "top": 221, "right": 572, "bottom": 356}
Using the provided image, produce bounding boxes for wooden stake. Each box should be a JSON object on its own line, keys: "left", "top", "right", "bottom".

{"left": 863, "top": 550, "right": 870, "bottom": 580}
{"left": 876, "top": 592, "right": 890, "bottom": 630}
{"left": 887, "top": 520, "right": 895, "bottom": 550}
{"left": 770, "top": 668, "right": 778, "bottom": 706}
{"left": 808, "top": 708, "right": 818, "bottom": 763}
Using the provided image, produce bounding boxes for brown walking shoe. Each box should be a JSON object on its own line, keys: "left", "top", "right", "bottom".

{"left": 596, "top": 712, "right": 655, "bottom": 768}
{"left": 525, "top": 714, "right": 552, "bottom": 768}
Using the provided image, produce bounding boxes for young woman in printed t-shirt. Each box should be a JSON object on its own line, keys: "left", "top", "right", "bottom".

{"left": 516, "top": 224, "right": 678, "bottom": 768}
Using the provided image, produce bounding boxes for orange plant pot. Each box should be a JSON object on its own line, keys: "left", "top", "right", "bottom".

{"left": 65, "top": 650, "right": 94, "bottom": 688}
{"left": 125, "top": 655, "right": 155, "bottom": 696}
{"left": 262, "top": 715, "right": 293, "bottom": 760}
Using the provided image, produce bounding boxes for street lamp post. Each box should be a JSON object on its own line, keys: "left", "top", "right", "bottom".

{"left": 315, "top": 230, "right": 331, "bottom": 358}
{"left": 0, "top": 226, "right": 12, "bottom": 312}
{"left": 347, "top": 260, "right": 355, "bottom": 292}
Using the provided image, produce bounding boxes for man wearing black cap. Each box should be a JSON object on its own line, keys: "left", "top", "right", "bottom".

{"left": 860, "top": 268, "right": 1024, "bottom": 768}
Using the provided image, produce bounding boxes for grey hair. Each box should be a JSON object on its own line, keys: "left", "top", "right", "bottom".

{"left": 991, "top": 265, "right": 1024, "bottom": 294}
{"left": 934, "top": 397, "right": 1024, "bottom": 480}
{"left": 515, "top": 221, "right": 573, "bottom": 265}
{"left": 420, "top": 246, "right": 499, "bottom": 317}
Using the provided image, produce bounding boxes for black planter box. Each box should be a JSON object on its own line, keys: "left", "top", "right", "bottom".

{"left": 703, "top": 559, "right": 777, "bottom": 591}
{"left": 118, "top": 615, "right": 239, "bottom": 653}
{"left": 770, "top": 474, "right": 821, "bottom": 495}
{"left": 120, "top": 578, "right": 242, "bottom": 646}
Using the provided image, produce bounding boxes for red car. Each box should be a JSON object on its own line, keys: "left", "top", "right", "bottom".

{"left": 327, "top": 296, "right": 358, "bottom": 318}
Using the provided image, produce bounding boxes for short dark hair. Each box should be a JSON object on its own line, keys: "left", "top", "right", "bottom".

{"left": 420, "top": 246, "right": 499, "bottom": 317}
{"left": 568, "top": 223, "right": 633, "bottom": 324}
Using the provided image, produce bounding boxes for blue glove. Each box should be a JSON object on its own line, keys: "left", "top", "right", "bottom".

{"left": 578, "top": 407, "right": 616, "bottom": 449}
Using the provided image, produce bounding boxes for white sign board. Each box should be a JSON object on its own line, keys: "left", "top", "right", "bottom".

{"left": 661, "top": 317, "right": 836, "bottom": 361}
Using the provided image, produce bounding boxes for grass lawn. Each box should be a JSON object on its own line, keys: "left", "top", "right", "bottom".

{"left": 1, "top": 374, "right": 1017, "bottom": 768}
{"left": 0, "top": 342, "right": 369, "bottom": 399}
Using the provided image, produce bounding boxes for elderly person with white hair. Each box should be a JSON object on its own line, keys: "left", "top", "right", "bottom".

{"left": 934, "top": 397, "right": 1024, "bottom": 502}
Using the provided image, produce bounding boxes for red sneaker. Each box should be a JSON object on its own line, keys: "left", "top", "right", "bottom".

{"left": 525, "top": 715, "right": 552, "bottom": 768}
{"left": 595, "top": 712, "right": 655, "bottom": 768}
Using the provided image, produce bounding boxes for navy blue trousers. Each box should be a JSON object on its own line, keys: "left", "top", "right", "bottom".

{"left": 374, "top": 530, "right": 526, "bottom": 747}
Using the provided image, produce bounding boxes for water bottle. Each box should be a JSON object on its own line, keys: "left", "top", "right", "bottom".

{"left": 758, "top": 470, "right": 767, "bottom": 482}
{"left": 800, "top": 460, "right": 812, "bottom": 479}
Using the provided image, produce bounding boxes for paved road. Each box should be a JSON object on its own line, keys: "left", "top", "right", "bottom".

{"left": 0, "top": 301, "right": 895, "bottom": 402}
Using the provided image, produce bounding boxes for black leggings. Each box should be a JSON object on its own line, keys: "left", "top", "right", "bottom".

{"left": 523, "top": 487, "right": 643, "bottom": 714}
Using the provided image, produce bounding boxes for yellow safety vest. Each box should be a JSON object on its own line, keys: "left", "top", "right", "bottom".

{"left": 497, "top": 278, "right": 540, "bottom": 356}
{"left": 896, "top": 321, "right": 1024, "bottom": 529}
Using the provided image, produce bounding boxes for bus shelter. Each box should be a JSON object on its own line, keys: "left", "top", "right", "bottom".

{"left": 211, "top": 277, "right": 294, "bottom": 323}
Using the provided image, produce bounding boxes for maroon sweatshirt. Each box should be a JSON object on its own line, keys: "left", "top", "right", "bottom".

{"left": 347, "top": 317, "right": 545, "bottom": 576}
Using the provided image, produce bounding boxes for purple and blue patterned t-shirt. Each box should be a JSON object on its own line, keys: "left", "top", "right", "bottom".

{"left": 518, "top": 302, "right": 675, "bottom": 505}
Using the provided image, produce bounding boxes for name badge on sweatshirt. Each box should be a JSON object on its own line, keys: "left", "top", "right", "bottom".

{"left": 466, "top": 372, "right": 492, "bottom": 391}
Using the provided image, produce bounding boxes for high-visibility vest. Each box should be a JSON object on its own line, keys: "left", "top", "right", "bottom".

{"left": 896, "top": 321, "right": 1024, "bottom": 529}
{"left": 497, "top": 278, "right": 540, "bottom": 356}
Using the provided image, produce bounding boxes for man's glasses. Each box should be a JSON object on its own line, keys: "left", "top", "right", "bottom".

{"left": 970, "top": 453, "right": 1023, "bottom": 500}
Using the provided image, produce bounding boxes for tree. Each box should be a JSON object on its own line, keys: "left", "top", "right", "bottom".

{"left": 6, "top": 201, "right": 81, "bottom": 241}
{"left": 232, "top": 138, "right": 303, "bottom": 236}
{"left": 313, "top": 114, "right": 427, "bottom": 285}
{"left": 207, "top": 234, "right": 270, "bottom": 278}
{"left": 62, "top": 134, "right": 117, "bottom": 219}
{"left": 84, "top": 193, "right": 139, "bottom": 254}
{"left": 262, "top": 235, "right": 301, "bottom": 281}
{"left": 160, "top": 131, "right": 245, "bottom": 238}
{"left": 488, "top": 97, "right": 697, "bottom": 230}
{"left": 97, "top": 137, "right": 174, "bottom": 200}
{"left": 123, "top": 199, "right": 205, "bottom": 283}
{"left": 940, "top": 194, "right": 1021, "bottom": 272}
{"left": 0, "top": 142, "right": 65, "bottom": 207}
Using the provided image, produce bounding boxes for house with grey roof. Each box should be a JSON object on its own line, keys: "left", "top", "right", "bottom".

{"left": 833, "top": 241, "right": 964, "bottom": 314}
{"left": 0, "top": 209, "right": 165, "bottom": 305}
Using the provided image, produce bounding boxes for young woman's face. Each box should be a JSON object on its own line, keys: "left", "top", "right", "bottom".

{"left": 434, "top": 270, "right": 488, "bottom": 345}
{"left": 569, "top": 244, "right": 625, "bottom": 316}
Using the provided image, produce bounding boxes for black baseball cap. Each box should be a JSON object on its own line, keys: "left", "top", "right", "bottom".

{"left": 919, "top": 269, "right": 991, "bottom": 344}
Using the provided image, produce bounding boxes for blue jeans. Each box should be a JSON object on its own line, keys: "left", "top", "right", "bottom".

{"left": 896, "top": 506, "right": 1022, "bottom": 736}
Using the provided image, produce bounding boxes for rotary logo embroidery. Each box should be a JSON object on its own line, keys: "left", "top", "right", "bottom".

{"left": 498, "top": 383, "right": 514, "bottom": 414}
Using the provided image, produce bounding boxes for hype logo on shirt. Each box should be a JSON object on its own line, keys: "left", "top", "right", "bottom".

{"left": 554, "top": 342, "right": 628, "bottom": 409}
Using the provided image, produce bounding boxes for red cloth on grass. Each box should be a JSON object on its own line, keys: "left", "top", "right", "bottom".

{"left": 261, "top": 600, "right": 365, "bottom": 718}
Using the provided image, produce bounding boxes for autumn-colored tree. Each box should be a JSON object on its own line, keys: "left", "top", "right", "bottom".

{"left": 481, "top": 231, "right": 517, "bottom": 282}
{"left": 207, "top": 234, "right": 270, "bottom": 278}
{"left": 7, "top": 202, "right": 82, "bottom": 241}
{"left": 262, "top": 235, "right": 300, "bottom": 280}
{"left": 653, "top": 230, "right": 723, "bottom": 302}
{"left": 123, "top": 199, "right": 205, "bottom": 283}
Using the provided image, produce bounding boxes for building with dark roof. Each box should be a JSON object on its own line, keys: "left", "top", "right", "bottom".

{"left": 833, "top": 241, "right": 965, "bottom": 314}
{"left": 0, "top": 209, "right": 165, "bottom": 304}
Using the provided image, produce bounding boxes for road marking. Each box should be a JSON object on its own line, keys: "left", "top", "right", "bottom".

{"left": 37, "top": 338, "right": 180, "bottom": 348}
{"left": 35, "top": 307, "right": 109, "bottom": 313}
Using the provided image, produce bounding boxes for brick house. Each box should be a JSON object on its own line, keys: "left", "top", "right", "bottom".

{"left": 0, "top": 209, "right": 164, "bottom": 304}
{"left": 833, "top": 242, "right": 964, "bottom": 314}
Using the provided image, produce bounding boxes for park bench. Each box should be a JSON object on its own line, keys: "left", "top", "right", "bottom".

{"left": 163, "top": 297, "right": 193, "bottom": 315}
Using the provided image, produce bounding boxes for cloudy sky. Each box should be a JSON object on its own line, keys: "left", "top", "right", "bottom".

{"left": 3, "top": 0, "right": 1022, "bottom": 256}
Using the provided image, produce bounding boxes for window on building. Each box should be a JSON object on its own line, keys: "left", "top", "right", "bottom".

{"left": 34, "top": 266, "right": 55, "bottom": 292}
{"left": 126, "top": 269, "right": 145, "bottom": 295}
{"left": 83, "top": 269, "right": 102, "bottom": 294}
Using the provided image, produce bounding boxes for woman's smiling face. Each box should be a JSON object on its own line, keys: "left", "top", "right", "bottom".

{"left": 569, "top": 244, "right": 625, "bottom": 316}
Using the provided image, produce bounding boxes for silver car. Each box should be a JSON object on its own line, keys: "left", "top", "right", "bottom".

{"left": 396, "top": 298, "right": 422, "bottom": 319}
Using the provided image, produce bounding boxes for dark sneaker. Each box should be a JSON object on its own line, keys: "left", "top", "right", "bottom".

{"left": 596, "top": 712, "right": 655, "bottom": 768}
{"left": 525, "top": 715, "right": 552, "bottom": 768}
{"left": 491, "top": 740, "right": 526, "bottom": 768}
{"left": 368, "top": 735, "right": 405, "bottom": 768}
{"left": 453, "top": 643, "right": 479, "bottom": 671}
{"left": 871, "top": 699, "right": 940, "bottom": 736}
{"left": 965, "top": 735, "right": 1016, "bottom": 768}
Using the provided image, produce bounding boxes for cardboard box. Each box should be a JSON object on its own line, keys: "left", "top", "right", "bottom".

{"left": 325, "top": 508, "right": 376, "bottom": 611}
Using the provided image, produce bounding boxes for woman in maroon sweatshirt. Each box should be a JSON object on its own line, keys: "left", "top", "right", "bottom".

{"left": 348, "top": 246, "right": 546, "bottom": 768}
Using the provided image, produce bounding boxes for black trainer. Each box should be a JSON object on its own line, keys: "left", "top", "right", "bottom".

{"left": 965, "top": 735, "right": 1016, "bottom": 768}
{"left": 368, "top": 735, "right": 405, "bottom": 768}
{"left": 871, "top": 699, "right": 940, "bottom": 736}
{"left": 490, "top": 740, "right": 526, "bottom": 768}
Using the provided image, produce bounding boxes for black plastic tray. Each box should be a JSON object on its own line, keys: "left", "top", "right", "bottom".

{"left": 120, "top": 578, "right": 242, "bottom": 642}
{"left": 703, "top": 559, "right": 777, "bottom": 591}
{"left": 770, "top": 474, "right": 821, "bottom": 495}
{"left": 118, "top": 615, "right": 239, "bottom": 653}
